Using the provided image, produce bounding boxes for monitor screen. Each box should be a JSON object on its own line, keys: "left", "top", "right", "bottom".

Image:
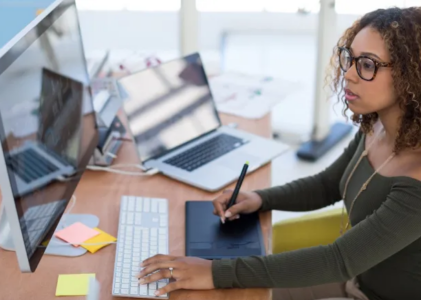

{"left": 0, "top": 0, "right": 97, "bottom": 271}
{"left": 118, "top": 53, "right": 221, "bottom": 162}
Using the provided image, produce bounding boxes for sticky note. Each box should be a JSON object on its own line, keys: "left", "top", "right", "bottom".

{"left": 81, "top": 228, "right": 117, "bottom": 254}
{"left": 54, "top": 222, "right": 100, "bottom": 247}
{"left": 56, "top": 274, "right": 95, "bottom": 296}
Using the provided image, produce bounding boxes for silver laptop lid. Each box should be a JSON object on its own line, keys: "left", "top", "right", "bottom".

{"left": 118, "top": 52, "right": 221, "bottom": 163}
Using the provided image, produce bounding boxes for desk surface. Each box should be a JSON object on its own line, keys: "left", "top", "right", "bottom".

{"left": 0, "top": 113, "right": 273, "bottom": 300}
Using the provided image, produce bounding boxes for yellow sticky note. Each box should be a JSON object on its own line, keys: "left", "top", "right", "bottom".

{"left": 56, "top": 274, "right": 95, "bottom": 296}
{"left": 81, "top": 228, "right": 117, "bottom": 254}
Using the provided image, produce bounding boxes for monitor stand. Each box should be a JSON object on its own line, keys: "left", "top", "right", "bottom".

{"left": 0, "top": 205, "right": 99, "bottom": 257}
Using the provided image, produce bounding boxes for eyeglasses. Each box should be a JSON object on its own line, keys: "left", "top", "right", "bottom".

{"left": 338, "top": 47, "right": 392, "bottom": 81}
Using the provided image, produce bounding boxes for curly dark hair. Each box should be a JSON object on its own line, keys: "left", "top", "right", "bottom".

{"left": 329, "top": 7, "right": 421, "bottom": 154}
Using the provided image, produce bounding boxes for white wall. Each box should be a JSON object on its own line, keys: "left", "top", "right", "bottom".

{"left": 78, "top": 11, "right": 361, "bottom": 54}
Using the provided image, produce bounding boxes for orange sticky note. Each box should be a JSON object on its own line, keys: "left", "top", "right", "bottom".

{"left": 81, "top": 228, "right": 117, "bottom": 254}
{"left": 55, "top": 222, "right": 100, "bottom": 247}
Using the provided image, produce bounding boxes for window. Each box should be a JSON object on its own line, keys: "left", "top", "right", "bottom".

{"left": 403, "top": 0, "right": 421, "bottom": 7}
{"left": 76, "top": 0, "right": 180, "bottom": 11}
{"left": 263, "top": 0, "right": 319, "bottom": 13}
{"left": 76, "top": 0, "right": 125, "bottom": 10}
{"left": 335, "top": 0, "right": 405, "bottom": 15}
{"left": 196, "top": 0, "right": 263, "bottom": 12}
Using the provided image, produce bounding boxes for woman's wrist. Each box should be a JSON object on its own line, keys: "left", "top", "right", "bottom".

{"left": 253, "top": 190, "right": 270, "bottom": 211}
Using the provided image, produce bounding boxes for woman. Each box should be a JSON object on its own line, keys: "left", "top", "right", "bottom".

{"left": 137, "top": 7, "right": 421, "bottom": 300}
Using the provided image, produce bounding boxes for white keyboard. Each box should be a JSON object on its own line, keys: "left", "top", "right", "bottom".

{"left": 112, "top": 196, "right": 169, "bottom": 298}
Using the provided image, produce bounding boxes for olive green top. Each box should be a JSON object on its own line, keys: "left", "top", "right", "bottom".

{"left": 211, "top": 130, "right": 421, "bottom": 300}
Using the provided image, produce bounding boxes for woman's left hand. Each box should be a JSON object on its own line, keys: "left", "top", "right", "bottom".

{"left": 137, "top": 254, "right": 215, "bottom": 296}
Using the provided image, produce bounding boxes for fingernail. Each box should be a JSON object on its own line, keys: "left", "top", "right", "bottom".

{"left": 220, "top": 217, "right": 225, "bottom": 224}
{"left": 225, "top": 211, "right": 232, "bottom": 218}
{"left": 236, "top": 215, "right": 240, "bottom": 219}
{"left": 154, "top": 291, "right": 160, "bottom": 296}
{"left": 139, "top": 279, "right": 145, "bottom": 284}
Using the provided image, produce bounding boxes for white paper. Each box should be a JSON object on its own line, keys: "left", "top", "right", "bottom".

{"left": 209, "top": 73, "right": 301, "bottom": 119}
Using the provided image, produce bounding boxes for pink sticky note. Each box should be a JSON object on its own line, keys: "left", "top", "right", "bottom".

{"left": 55, "top": 222, "right": 100, "bottom": 247}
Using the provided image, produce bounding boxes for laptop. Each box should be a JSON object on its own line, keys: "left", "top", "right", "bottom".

{"left": 118, "top": 52, "right": 289, "bottom": 191}
{"left": 4, "top": 68, "right": 83, "bottom": 197}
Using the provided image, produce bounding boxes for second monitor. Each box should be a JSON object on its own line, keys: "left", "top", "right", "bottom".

{"left": 0, "top": 0, "right": 98, "bottom": 273}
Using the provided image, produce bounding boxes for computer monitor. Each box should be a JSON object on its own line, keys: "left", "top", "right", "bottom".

{"left": 0, "top": 0, "right": 98, "bottom": 272}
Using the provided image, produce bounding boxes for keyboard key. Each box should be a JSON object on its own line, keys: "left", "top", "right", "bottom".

{"left": 135, "top": 213, "right": 142, "bottom": 225}
{"left": 121, "top": 288, "right": 129, "bottom": 295}
{"left": 128, "top": 197, "right": 135, "bottom": 211}
{"left": 144, "top": 199, "right": 150, "bottom": 212}
{"left": 127, "top": 213, "right": 134, "bottom": 225}
{"left": 139, "top": 286, "right": 148, "bottom": 295}
{"left": 120, "top": 212, "right": 126, "bottom": 224}
{"left": 130, "top": 287, "right": 138, "bottom": 295}
{"left": 135, "top": 198, "right": 143, "bottom": 212}
{"left": 159, "top": 202, "right": 167, "bottom": 213}
{"left": 149, "top": 282, "right": 157, "bottom": 290}
{"left": 152, "top": 201, "right": 158, "bottom": 212}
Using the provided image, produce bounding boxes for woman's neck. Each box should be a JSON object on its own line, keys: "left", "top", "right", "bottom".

{"left": 377, "top": 104, "right": 402, "bottom": 145}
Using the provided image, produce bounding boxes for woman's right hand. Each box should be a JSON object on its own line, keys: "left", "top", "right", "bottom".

{"left": 212, "top": 189, "right": 263, "bottom": 223}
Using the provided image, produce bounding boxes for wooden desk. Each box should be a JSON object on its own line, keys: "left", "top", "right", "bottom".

{"left": 0, "top": 113, "right": 273, "bottom": 300}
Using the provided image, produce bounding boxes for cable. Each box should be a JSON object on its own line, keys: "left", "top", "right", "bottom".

{"left": 105, "top": 152, "right": 117, "bottom": 159}
{"left": 86, "top": 164, "right": 159, "bottom": 176}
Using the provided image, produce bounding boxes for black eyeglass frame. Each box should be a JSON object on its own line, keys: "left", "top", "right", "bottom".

{"left": 338, "top": 46, "right": 392, "bottom": 81}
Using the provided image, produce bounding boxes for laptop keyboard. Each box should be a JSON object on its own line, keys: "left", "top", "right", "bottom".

{"left": 164, "top": 133, "right": 246, "bottom": 172}
{"left": 6, "top": 148, "right": 59, "bottom": 183}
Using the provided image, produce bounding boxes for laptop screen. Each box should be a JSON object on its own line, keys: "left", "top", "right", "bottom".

{"left": 118, "top": 53, "right": 221, "bottom": 162}
{"left": 37, "top": 68, "right": 83, "bottom": 167}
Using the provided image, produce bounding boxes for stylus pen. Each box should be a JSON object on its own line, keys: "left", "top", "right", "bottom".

{"left": 227, "top": 161, "right": 249, "bottom": 210}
